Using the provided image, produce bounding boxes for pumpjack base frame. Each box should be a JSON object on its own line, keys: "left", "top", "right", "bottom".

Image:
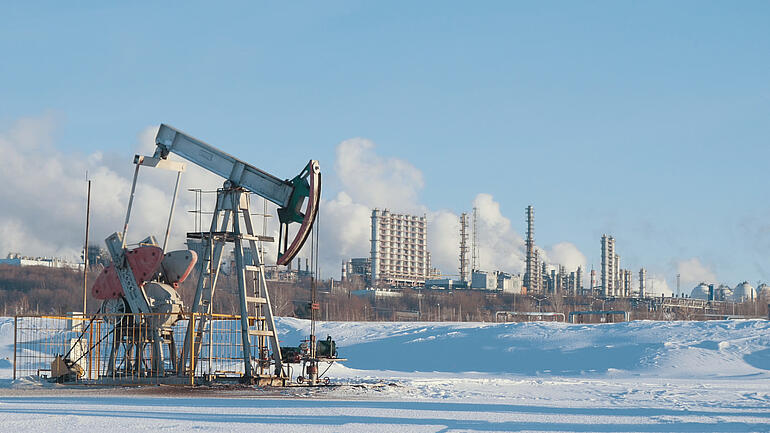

{"left": 64, "top": 374, "right": 288, "bottom": 387}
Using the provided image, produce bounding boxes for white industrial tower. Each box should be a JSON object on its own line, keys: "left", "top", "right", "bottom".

{"left": 601, "top": 234, "right": 616, "bottom": 297}
{"left": 576, "top": 266, "right": 583, "bottom": 295}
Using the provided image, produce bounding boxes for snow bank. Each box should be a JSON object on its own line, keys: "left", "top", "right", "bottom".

{"left": 0, "top": 317, "right": 768, "bottom": 431}
{"left": 278, "top": 318, "right": 770, "bottom": 378}
{"left": 1, "top": 316, "right": 768, "bottom": 380}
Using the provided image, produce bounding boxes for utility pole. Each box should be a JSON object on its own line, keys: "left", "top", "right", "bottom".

{"left": 83, "top": 177, "right": 91, "bottom": 316}
{"left": 418, "top": 292, "right": 422, "bottom": 320}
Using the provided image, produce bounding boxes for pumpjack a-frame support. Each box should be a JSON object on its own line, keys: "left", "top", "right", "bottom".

{"left": 178, "top": 183, "right": 284, "bottom": 380}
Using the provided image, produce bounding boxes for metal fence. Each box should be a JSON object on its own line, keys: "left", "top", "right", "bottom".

{"left": 495, "top": 311, "right": 566, "bottom": 322}
{"left": 13, "top": 312, "right": 271, "bottom": 385}
{"left": 568, "top": 310, "right": 630, "bottom": 323}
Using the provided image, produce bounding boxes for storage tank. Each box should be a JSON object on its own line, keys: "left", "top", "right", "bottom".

{"left": 717, "top": 284, "right": 733, "bottom": 301}
{"left": 689, "top": 283, "right": 710, "bottom": 300}
{"left": 757, "top": 283, "right": 770, "bottom": 300}
{"left": 732, "top": 281, "right": 756, "bottom": 302}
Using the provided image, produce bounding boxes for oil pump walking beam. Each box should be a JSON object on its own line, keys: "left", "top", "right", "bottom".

{"left": 152, "top": 124, "right": 320, "bottom": 266}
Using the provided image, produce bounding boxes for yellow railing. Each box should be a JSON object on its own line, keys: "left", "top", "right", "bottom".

{"left": 13, "top": 312, "right": 271, "bottom": 385}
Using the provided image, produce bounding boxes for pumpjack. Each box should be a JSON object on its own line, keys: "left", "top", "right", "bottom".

{"left": 85, "top": 124, "right": 320, "bottom": 384}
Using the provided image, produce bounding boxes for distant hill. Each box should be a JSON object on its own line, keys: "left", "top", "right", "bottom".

{"left": 0, "top": 264, "right": 93, "bottom": 315}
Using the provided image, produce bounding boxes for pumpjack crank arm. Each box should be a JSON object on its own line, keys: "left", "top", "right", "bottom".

{"left": 277, "top": 160, "right": 320, "bottom": 266}
{"left": 153, "top": 124, "right": 321, "bottom": 265}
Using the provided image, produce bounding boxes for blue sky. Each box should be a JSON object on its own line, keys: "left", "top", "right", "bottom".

{"left": 1, "top": 1, "right": 769, "bottom": 290}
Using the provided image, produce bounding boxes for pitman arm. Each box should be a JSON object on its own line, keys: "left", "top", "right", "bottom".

{"left": 152, "top": 124, "right": 320, "bottom": 266}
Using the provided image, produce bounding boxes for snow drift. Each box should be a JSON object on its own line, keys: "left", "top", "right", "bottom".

{"left": 1, "top": 317, "right": 769, "bottom": 380}
{"left": 278, "top": 318, "right": 770, "bottom": 378}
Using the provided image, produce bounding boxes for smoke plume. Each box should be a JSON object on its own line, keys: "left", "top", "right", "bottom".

{"left": 676, "top": 258, "right": 718, "bottom": 290}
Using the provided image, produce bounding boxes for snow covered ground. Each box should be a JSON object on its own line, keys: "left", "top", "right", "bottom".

{"left": 1, "top": 317, "right": 769, "bottom": 432}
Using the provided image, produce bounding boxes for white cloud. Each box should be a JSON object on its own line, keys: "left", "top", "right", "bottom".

{"left": 318, "top": 165, "right": 586, "bottom": 279}
{"left": 0, "top": 116, "right": 598, "bottom": 282}
{"left": 647, "top": 274, "right": 674, "bottom": 297}
{"left": 427, "top": 210, "right": 461, "bottom": 276}
{"left": 676, "top": 258, "right": 717, "bottom": 289}
{"left": 317, "top": 138, "right": 429, "bottom": 277}
{"left": 334, "top": 138, "right": 424, "bottom": 212}
{"left": 0, "top": 116, "right": 225, "bottom": 262}
{"left": 546, "top": 242, "right": 587, "bottom": 273}
{"left": 0, "top": 113, "right": 94, "bottom": 259}
{"left": 471, "top": 193, "right": 526, "bottom": 274}
{"left": 317, "top": 191, "right": 371, "bottom": 271}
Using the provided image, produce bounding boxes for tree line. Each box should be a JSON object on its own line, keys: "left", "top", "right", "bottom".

{"left": 1, "top": 264, "right": 767, "bottom": 322}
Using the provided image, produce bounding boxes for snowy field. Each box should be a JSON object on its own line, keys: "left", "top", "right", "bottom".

{"left": 1, "top": 317, "right": 769, "bottom": 432}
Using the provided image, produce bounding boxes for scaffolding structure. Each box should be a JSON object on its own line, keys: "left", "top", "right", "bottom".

{"left": 459, "top": 213, "right": 469, "bottom": 283}
{"left": 181, "top": 187, "right": 284, "bottom": 382}
{"left": 601, "top": 234, "right": 616, "bottom": 296}
{"left": 524, "top": 205, "right": 539, "bottom": 293}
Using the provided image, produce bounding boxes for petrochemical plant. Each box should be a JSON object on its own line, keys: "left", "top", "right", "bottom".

{"left": 2, "top": 123, "right": 768, "bottom": 389}
{"left": 340, "top": 205, "right": 770, "bottom": 306}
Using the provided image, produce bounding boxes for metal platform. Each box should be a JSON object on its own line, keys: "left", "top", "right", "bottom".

{"left": 186, "top": 231, "right": 274, "bottom": 243}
